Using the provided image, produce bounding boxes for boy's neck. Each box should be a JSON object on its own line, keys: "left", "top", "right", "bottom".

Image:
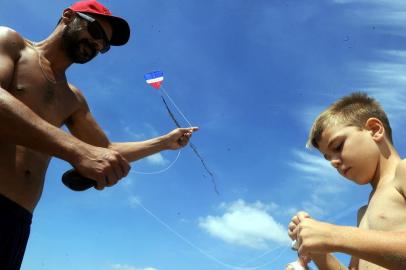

{"left": 370, "top": 145, "right": 401, "bottom": 191}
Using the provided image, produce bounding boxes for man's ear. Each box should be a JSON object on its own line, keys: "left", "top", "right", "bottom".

{"left": 61, "top": 9, "right": 75, "bottom": 25}
{"left": 365, "top": 117, "right": 385, "bottom": 142}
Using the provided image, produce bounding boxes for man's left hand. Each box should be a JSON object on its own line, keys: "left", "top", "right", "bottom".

{"left": 164, "top": 127, "right": 199, "bottom": 149}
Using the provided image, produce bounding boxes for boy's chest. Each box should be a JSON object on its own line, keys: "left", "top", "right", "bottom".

{"left": 359, "top": 184, "right": 406, "bottom": 231}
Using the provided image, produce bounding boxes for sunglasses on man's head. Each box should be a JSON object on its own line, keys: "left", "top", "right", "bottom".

{"left": 76, "top": 12, "right": 110, "bottom": 53}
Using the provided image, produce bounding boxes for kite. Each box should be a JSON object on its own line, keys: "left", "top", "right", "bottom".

{"left": 144, "top": 71, "right": 219, "bottom": 195}
{"left": 144, "top": 70, "right": 164, "bottom": 90}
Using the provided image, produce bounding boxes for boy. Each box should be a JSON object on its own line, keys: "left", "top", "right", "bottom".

{"left": 286, "top": 92, "right": 406, "bottom": 270}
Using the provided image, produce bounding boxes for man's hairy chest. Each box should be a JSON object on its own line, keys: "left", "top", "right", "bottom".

{"left": 8, "top": 47, "right": 79, "bottom": 127}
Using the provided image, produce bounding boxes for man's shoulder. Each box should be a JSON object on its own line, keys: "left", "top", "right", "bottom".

{"left": 67, "top": 83, "right": 88, "bottom": 107}
{"left": 0, "top": 26, "right": 26, "bottom": 58}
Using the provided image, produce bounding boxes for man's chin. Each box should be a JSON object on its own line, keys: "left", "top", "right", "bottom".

{"left": 72, "top": 53, "right": 95, "bottom": 64}
{"left": 74, "top": 57, "right": 92, "bottom": 64}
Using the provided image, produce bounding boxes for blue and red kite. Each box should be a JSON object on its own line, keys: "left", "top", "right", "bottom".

{"left": 144, "top": 71, "right": 164, "bottom": 90}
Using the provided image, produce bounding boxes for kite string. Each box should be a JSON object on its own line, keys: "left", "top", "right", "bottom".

{"left": 238, "top": 204, "right": 361, "bottom": 268}
{"left": 160, "top": 94, "right": 220, "bottom": 195}
{"left": 132, "top": 197, "right": 288, "bottom": 270}
{"left": 130, "top": 192, "right": 359, "bottom": 270}
{"left": 161, "top": 86, "right": 193, "bottom": 127}
{"left": 131, "top": 150, "right": 181, "bottom": 175}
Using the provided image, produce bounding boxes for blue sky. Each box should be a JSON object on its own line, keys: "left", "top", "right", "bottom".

{"left": 3, "top": 0, "right": 406, "bottom": 269}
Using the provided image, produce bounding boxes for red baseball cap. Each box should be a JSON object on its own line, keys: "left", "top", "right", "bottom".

{"left": 69, "top": 0, "right": 130, "bottom": 46}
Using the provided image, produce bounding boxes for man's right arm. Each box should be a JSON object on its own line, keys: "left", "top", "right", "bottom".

{"left": 0, "top": 27, "right": 80, "bottom": 161}
{"left": 0, "top": 27, "right": 129, "bottom": 189}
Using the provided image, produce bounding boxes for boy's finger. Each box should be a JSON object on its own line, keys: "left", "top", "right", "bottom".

{"left": 291, "top": 215, "right": 300, "bottom": 225}
{"left": 297, "top": 211, "right": 311, "bottom": 222}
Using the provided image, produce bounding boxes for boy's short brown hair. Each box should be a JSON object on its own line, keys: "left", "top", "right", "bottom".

{"left": 307, "top": 92, "right": 393, "bottom": 149}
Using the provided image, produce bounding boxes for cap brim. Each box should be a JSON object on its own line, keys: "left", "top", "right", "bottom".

{"left": 104, "top": 16, "right": 130, "bottom": 46}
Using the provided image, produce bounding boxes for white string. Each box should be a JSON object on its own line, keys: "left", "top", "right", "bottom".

{"left": 239, "top": 243, "right": 289, "bottom": 267}
{"left": 160, "top": 86, "right": 194, "bottom": 127}
{"left": 131, "top": 150, "right": 181, "bottom": 175}
{"left": 131, "top": 196, "right": 359, "bottom": 270}
{"left": 133, "top": 198, "right": 290, "bottom": 270}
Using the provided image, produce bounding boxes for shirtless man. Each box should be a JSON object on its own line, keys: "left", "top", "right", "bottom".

{"left": 286, "top": 92, "right": 406, "bottom": 270}
{"left": 0, "top": 1, "right": 197, "bottom": 269}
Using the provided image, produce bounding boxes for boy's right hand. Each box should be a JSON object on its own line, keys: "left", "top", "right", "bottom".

{"left": 288, "top": 211, "right": 311, "bottom": 240}
{"left": 73, "top": 145, "right": 131, "bottom": 190}
{"left": 288, "top": 211, "right": 312, "bottom": 265}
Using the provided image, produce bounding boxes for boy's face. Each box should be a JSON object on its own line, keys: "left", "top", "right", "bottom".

{"left": 317, "top": 124, "right": 380, "bottom": 185}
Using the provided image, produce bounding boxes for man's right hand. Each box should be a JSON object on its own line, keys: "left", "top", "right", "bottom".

{"left": 73, "top": 145, "right": 131, "bottom": 190}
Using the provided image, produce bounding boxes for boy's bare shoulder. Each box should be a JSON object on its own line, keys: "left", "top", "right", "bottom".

{"left": 393, "top": 159, "right": 406, "bottom": 195}
{"left": 0, "top": 26, "right": 26, "bottom": 59}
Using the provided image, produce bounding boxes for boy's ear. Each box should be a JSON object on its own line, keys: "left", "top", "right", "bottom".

{"left": 365, "top": 118, "right": 385, "bottom": 142}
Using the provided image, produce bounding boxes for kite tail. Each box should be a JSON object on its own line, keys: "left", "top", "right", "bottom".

{"left": 189, "top": 143, "right": 220, "bottom": 195}
{"left": 161, "top": 87, "right": 193, "bottom": 127}
{"left": 161, "top": 96, "right": 220, "bottom": 195}
{"left": 161, "top": 96, "right": 182, "bottom": 128}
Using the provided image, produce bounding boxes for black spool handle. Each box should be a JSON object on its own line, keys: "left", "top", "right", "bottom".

{"left": 62, "top": 169, "right": 97, "bottom": 191}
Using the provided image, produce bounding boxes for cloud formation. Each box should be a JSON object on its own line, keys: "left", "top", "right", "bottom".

{"left": 145, "top": 153, "right": 169, "bottom": 166}
{"left": 198, "top": 199, "right": 289, "bottom": 249}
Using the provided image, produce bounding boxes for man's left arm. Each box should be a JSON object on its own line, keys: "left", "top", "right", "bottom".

{"left": 65, "top": 86, "right": 198, "bottom": 162}
{"left": 109, "top": 127, "right": 197, "bottom": 162}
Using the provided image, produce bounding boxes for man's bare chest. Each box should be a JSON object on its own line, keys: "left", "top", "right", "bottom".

{"left": 9, "top": 48, "right": 78, "bottom": 126}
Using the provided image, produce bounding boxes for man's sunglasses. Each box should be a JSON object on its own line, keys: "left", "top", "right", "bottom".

{"left": 76, "top": 12, "right": 110, "bottom": 53}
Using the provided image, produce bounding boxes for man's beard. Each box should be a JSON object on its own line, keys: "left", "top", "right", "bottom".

{"left": 62, "top": 20, "right": 98, "bottom": 64}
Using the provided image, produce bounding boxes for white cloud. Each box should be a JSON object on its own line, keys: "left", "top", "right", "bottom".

{"left": 351, "top": 50, "right": 406, "bottom": 133}
{"left": 145, "top": 153, "right": 169, "bottom": 166}
{"left": 198, "top": 199, "right": 290, "bottom": 250}
{"left": 111, "top": 264, "right": 158, "bottom": 270}
{"left": 332, "top": 1, "right": 406, "bottom": 27}
{"left": 124, "top": 126, "right": 145, "bottom": 140}
{"left": 289, "top": 149, "right": 336, "bottom": 182}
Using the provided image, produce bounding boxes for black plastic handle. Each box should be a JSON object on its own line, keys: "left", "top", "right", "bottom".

{"left": 62, "top": 169, "right": 97, "bottom": 191}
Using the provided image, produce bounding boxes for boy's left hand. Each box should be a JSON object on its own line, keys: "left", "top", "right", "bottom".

{"left": 164, "top": 127, "right": 199, "bottom": 149}
{"left": 296, "top": 218, "right": 338, "bottom": 256}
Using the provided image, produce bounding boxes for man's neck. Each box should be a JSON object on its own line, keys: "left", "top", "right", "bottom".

{"left": 33, "top": 26, "right": 72, "bottom": 74}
